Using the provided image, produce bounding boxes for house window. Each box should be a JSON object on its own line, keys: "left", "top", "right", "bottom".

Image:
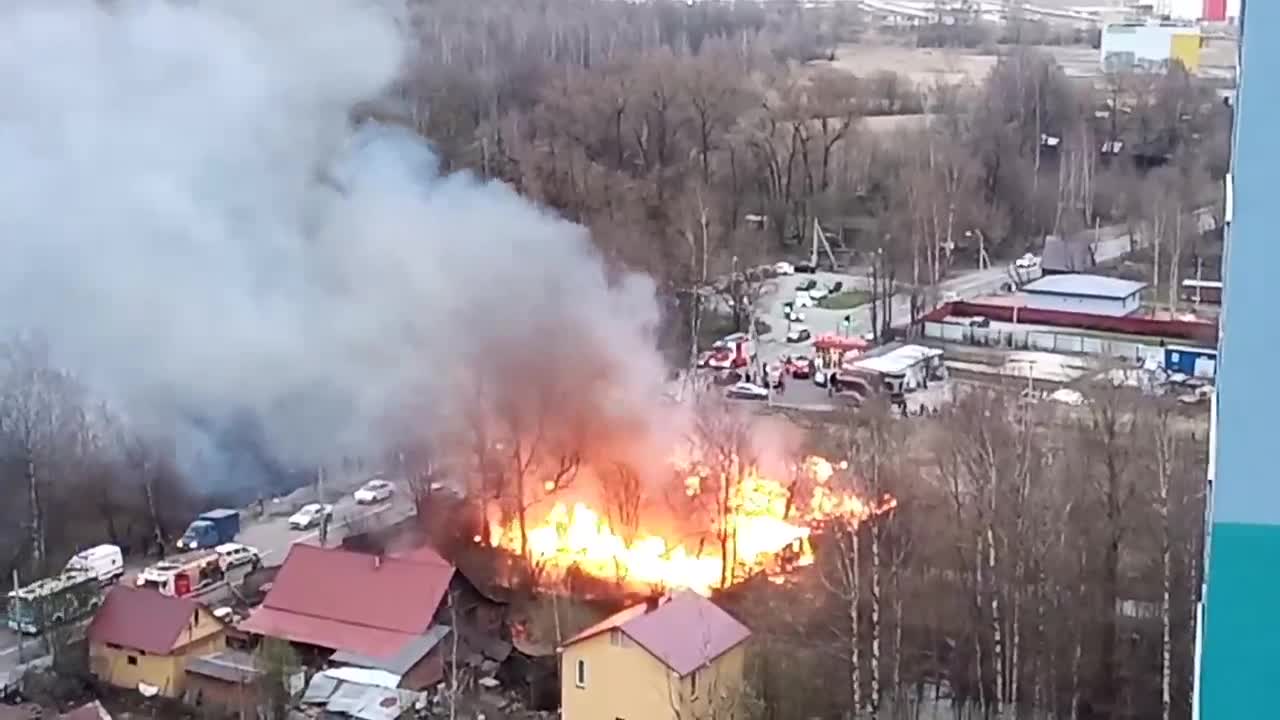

{"left": 689, "top": 668, "right": 699, "bottom": 699}
{"left": 126, "top": 656, "right": 138, "bottom": 666}
{"left": 609, "top": 629, "right": 631, "bottom": 647}
{"left": 575, "top": 658, "right": 587, "bottom": 688}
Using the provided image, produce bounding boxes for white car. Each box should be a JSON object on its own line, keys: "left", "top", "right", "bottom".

{"left": 288, "top": 503, "right": 334, "bottom": 530}
{"left": 794, "top": 291, "right": 815, "bottom": 309}
{"left": 726, "top": 381, "right": 769, "bottom": 400}
{"left": 354, "top": 479, "right": 394, "bottom": 504}
{"left": 1014, "top": 253, "right": 1040, "bottom": 270}
{"left": 808, "top": 285, "right": 830, "bottom": 301}
{"left": 1048, "top": 388, "right": 1086, "bottom": 406}
{"left": 773, "top": 261, "right": 795, "bottom": 276}
{"left": 215, "top": 543, "right": 262, "bottom": 571}
{"left": 942, "top": 291, "right": 961, "bottom": 303}
{"left": 786, "top": 325, "right": 813, "bottom": 343}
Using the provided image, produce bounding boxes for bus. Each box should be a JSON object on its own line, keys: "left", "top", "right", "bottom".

{"left": 5, "top": 570, "right": 104, "bottom": 635}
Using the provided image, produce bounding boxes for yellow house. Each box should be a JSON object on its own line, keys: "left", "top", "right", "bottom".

{"left": 560, "top": 591, "right": 752, "bottom": 720}
{"left": 87, "top": 586, "right": 226, "bottom": 698}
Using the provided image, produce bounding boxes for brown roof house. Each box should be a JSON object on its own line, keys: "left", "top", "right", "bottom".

{"left": 87, "top": 586, "right": 227, "bottom": 698}
{"left": 560, "top": 591, "right": 753, "bottom": 720}
{"left": 238, "top": 543, "right": 502, "bottom": 690}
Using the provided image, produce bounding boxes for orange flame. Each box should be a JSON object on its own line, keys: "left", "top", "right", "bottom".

{"left": 487, "top": 455, "right": 897, "bottom": 595}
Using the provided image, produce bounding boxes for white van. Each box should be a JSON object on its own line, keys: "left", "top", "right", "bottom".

{"left": 64, "top": 544, "right": 124, "bottom": 586}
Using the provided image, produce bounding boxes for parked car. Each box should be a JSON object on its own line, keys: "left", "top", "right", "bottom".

{"left": 1178, "top": 385, "right": 1214, "bottom": 404}
{"left": 215, "top": 543, "right": 262, "bottom": 571}
{"left": 773, "top": 261, "right": 795, "bottom": 276}
{"left": 808, "top": 285, "right": 830, "bottom": 301}
{"left": 788, "top": 356, "right": 814, "bottom": 379}
{"left": 949, "top": 315, "right": 990, "bottom": 328}
{"left": 354, "top": 478, "right": 394, "bottom": 504}
{"left": 942, "top": 290, "right": 961, "bottom": 303}
{"left": 288, "top": 503, "right": 334, "bottom": 531}
{"left": 1048, "top": 388, "right": 1086, "bottom": 406}
{"left": 1014, "top": 253, "right": 1040, "bottom": 270}
{"left": 786, "top": 325, "right": 812, "bottom": 343}
{"left": 794, "top": 261, "right": 817, "bottom": 273}
{"left": 726, "top": 381, "right": 770, "bottom": 400}
{"left": 813, "top": 369, "right": 829, "bottom": 387}
{"left": 797, "top": 278, "right": 818, "bottom": 292}
{"left": 794, "top": 291, "right": 815, "bottom": 309}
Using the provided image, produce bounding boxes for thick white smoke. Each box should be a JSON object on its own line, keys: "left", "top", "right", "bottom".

{"left": 0, "top": 0, "right": 670, "bottom": 491}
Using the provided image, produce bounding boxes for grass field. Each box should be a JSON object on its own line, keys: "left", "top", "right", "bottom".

{"left": 818, "top": 290, "right": 873, "bottom": 310}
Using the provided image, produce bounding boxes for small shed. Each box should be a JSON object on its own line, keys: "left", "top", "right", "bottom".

{"left": 184, "top": 649, "right": 264, "bottom": 714}
{"left": 1021, "top": 274, "right": 1147, "bottom": 317}
{"left": 1164, "top": 345, "right": 1217, "bottom": 378}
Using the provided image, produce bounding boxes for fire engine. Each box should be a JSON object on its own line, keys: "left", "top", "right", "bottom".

{"left": 135, "top": 550, "right": 226, "bottom": 598}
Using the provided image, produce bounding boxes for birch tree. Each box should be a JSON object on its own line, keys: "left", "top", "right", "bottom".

{"left": 1151, "top": 401, "right": 1178, "bottom": 720}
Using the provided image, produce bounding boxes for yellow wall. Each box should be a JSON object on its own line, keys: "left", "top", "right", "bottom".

{"left": 1170, "top": 33, "right": 1202, "bottom": 73}
{"left": 89, "top": 607, "right": 226, "bottom": 698}
{"left": 561, "top": 631, "right": 748, "bottom": 720}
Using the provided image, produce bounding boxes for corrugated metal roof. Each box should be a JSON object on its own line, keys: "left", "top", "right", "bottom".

{"left": 330, "top": 625, "right": 451, "bottom": 674}
{"left": 301, "top": 670, "right": 420, "bottom": 720}
{"left": 238, "top": 544, "right": 453, "bottom": 659}
{"left": 563, "top": 591, "right": 751, "bottom": 677}
{"left": 185, "top": 649, "right": 261, "bottom": 683}
{"left": 1022, "top": 273, "right": 1147, "bottom": 299}
{"left": 87, "top": 586, "right": 206, "bottom": 655}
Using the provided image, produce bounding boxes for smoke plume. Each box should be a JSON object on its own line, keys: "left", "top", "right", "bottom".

{"left": 0, "top": 0, "right": 670, "bottom": 492}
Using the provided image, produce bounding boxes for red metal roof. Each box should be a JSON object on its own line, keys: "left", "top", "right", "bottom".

{"left": 87, "top": 586, "right": 203, "bottom": 655}
{"left": 563, "top": 591, "right": 751, "bottom": 677}
{"left": 238, "top": 544, "right": 453, "bottom": 659}
{"left": 237, "top": 606, "right": 416, "bottom": 659}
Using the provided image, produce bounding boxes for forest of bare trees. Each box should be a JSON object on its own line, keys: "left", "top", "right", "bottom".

{"left": 733, "top": 388, "right": 1207, "bottom": 720}
{"left": 381, "top": 0, "right": 1230, "bottom": 349}
{"left": 0, "top": 336, "right": 196, "bottom": 586}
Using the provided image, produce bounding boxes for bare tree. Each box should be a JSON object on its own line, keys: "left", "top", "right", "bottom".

{"left": 691, "top": 397, "right": 756, "bottom": 588}
{"left": 1151, "top": 400, "right": 1178, "bottom": 720}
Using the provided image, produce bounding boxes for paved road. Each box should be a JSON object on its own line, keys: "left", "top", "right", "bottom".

{"left": 0, "top": 478, "right": 416, "bottom": 683}
{"left": 754, "top": 224, "right": 1135, "bottom": 367}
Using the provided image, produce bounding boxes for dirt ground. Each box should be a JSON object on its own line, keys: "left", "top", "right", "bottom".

{"left": 820, "top": 43, "right": 999, "bottom": 85}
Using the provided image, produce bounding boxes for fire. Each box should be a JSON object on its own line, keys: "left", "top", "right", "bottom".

{"left": 487, "top": 455, "right": 897, "bottom": 595}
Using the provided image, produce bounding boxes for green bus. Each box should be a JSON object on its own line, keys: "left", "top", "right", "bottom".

{"left": 5, "top": 570, "right": 104, "bottom": 635}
